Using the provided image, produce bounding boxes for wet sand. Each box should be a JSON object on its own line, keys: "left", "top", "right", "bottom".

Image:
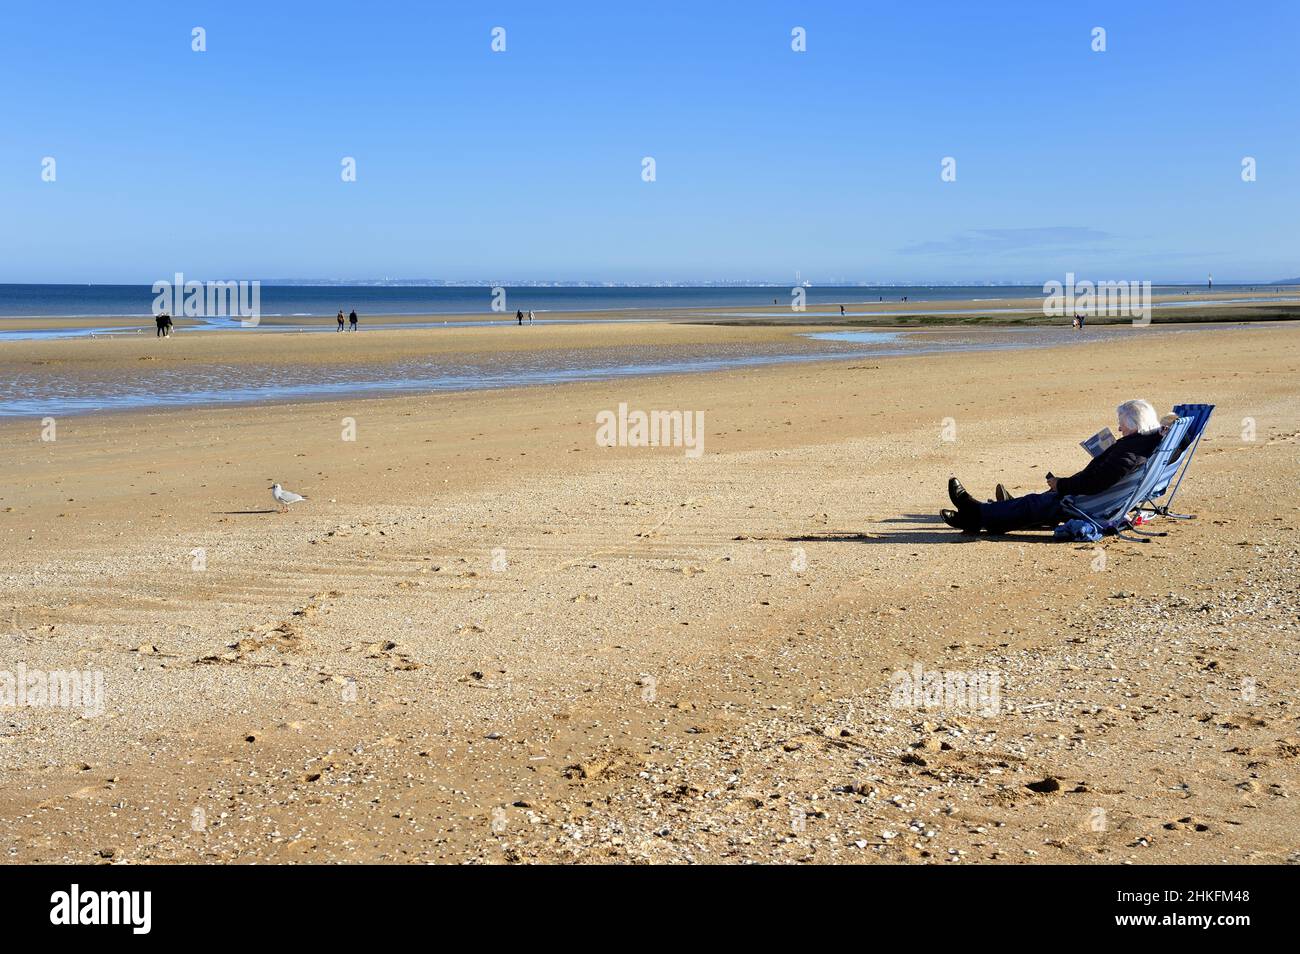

{"left": 0, "top": 320, "right": 1297, "bottom": 864}
{"left": 0, "top": 317, "right": 1279, "bottom": 417}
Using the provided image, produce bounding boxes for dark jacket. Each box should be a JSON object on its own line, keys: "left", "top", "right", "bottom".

{"left": 1055, "top": 429, "right": 1162, "bottom": 497}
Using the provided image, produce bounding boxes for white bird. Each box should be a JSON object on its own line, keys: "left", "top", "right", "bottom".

{"left": 271, "top": 483, "right": 306, "bottom": 513}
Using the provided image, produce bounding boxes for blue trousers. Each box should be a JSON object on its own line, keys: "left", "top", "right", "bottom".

{"left": 979, "top": 490, "right": 1064, "bottom": 534}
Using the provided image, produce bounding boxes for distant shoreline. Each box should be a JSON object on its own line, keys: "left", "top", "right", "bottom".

{"left": 1, "top": 284, "right": 1297, "bottom": 325}
{"left": 2, "top": 293, "right": 1299, "bottom": 335}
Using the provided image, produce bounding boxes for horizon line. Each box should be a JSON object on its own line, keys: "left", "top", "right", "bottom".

{"left": 2, "top": 278, "right": 1295, "bottom": 289}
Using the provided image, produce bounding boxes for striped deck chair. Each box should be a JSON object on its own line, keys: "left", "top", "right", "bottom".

{"left": 1138, "top": 403, "right": 1215, "bottom": 521}
{"left": 1059, "top": 416, "right": 1192, "bottom": 542}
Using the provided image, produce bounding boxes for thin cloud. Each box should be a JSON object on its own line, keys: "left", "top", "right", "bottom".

{"left": 899, "top": 227, "right": 1113, "bottom": 256}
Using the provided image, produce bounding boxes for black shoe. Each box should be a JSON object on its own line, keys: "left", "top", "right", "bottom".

{"left": 940, "top": 508, "right": 980, "bottom": 534}
{"left": 995, "top": 483, "right": 1013, "bottom": 502}
{"left": 948, "top": 477, "right": 975, "bottom": 507}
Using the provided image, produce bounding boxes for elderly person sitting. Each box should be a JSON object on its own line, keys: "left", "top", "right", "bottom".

{"left": 942, "top": 399, "right": 1163, "bottom": 534}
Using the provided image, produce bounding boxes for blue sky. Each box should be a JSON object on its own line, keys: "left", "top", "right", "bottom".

{"left": 2, "top": 0, "right": 1296, "bottom": 284}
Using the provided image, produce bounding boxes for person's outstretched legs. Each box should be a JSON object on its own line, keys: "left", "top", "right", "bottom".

{"left": 977, "top": 491, "right": 1062, "bottom": 533}
{"left": 944, "top": 479, "right": 1062, "bottom": 534}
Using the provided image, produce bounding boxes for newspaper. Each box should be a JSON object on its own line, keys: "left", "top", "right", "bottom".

{"left": 1080, "top": 427, "right": 1116, "bottom": 458}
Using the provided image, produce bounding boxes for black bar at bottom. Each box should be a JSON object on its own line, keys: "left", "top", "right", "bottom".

{"left": 0, "top": 863, "right": 1285, "bottom": 940}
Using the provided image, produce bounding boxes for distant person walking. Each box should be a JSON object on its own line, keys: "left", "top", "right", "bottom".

{"left": 349, "top": 309, "right": 358, "bottom": 332}
{"left": 516, "top": 309, "right": 523, "bottom": 326}
{"left": 528, "top": 309, "right": 535, "bottom": 325}
{"left": 336, "top": 310, "right": 345, "bottom": 332}
{"left": 840, "top": 304, "right": 846, "bottom": 316}
{"left": 155, "top": 312, "right": 173, "bottom": 337}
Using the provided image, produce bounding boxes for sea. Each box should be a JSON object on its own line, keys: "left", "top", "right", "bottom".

{"left": 0, "top": 282, "right": 1284, "bottom": 320}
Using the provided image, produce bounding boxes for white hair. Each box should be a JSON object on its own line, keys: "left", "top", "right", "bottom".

{"left": 1117, "top": 399, "right": 1160, "bottom": 434}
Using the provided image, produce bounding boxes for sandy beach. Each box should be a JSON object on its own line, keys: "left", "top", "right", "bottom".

{"left": 1, "top": 319, "right": 1297, "bottom": 864}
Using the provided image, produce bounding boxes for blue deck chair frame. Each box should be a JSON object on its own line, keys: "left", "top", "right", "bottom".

{"left": 1058, "top": 416, "right": 1192, "bottom": 543}
{"left": 1139, "top": 403, "right": 1214, "bottom": 520}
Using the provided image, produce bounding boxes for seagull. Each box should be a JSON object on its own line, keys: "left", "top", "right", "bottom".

{"left": 270, "top": 483, "right": 306, "bottom": 513}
